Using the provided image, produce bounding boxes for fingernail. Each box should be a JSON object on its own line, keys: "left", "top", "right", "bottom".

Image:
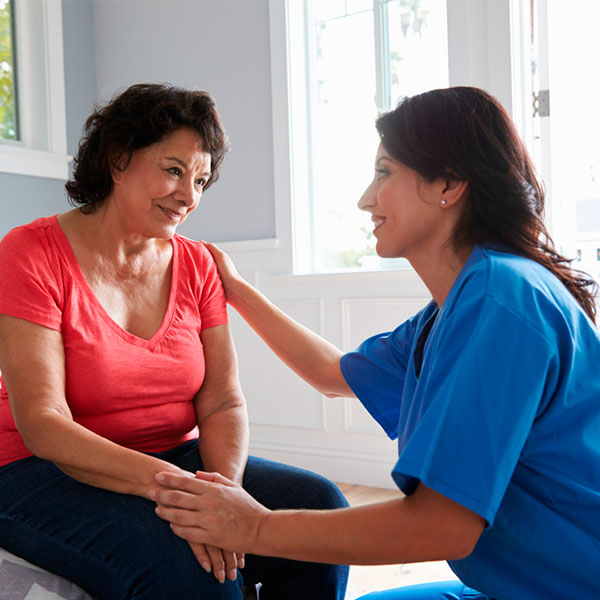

{"left": 148, "top": 489, "right": 156, "bottom": 499}
{"left": 216, "top": 570, "right": 225, "bottom": 583}
{"left": 238, "top": 557, "right": 245, "bottom": 569}
{"left": 228, "top": 569, "right": 237, "bottom": 581}
{"left": 155, "top": 473, "right": 165, "bottom": 483}
{"left": 201, "top": 561, "right": 211, "bottom": 573}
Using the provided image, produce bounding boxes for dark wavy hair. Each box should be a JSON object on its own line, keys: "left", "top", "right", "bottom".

{"left": 376, "top": 86, "right": 597, "bottom": 322}
{"left": 65, "top": 83, "right": 229, "bottom": 212}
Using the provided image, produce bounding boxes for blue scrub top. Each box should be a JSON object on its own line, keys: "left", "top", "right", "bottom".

{"left": 341, "top": 245, "right": 600, "bottom": 599}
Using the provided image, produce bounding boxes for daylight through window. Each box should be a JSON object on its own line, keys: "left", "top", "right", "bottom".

{"left": 0, "top": 0, "right": 18, "bottom": 141}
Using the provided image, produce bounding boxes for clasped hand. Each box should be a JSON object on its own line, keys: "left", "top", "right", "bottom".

{"left": 150, "top": 471, "right": 270, "bottom": 582}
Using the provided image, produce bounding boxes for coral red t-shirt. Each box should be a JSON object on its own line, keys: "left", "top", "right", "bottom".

{"left": 0, "top": 216, "right": 228, "bottom": 466}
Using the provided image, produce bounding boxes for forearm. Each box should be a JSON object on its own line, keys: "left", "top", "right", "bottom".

{"left": 228, "top": 280, "right": 349, "bottom": 397}
{"left": 198, "top": 405, "right": 249, "bottom": 484}
{"left": 256, "top": 496, "right": 476, "bottom": 565}
{"left": 23, "top": 411, "right": 185, "bottom": 497}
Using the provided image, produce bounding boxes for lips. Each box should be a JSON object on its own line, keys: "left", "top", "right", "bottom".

{"left": 158, "top": 205, "right": 185, "bottom": 222}
{"left": 372, "top": 216, "right": 386, "bottom": 231}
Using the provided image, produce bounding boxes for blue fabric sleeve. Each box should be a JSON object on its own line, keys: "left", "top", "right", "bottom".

{"left": 392, "top": 293, "right": 558, "bottom": 525}
{"left": 340, "top": 310, "right": 424, "bottom": 439}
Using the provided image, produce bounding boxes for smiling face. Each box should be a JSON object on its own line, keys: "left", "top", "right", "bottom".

{"left": 109, "top": 128, "right": 212, "bottom": 240}
{"left": 358, "top": 144, "right": 450, "bottom": 261}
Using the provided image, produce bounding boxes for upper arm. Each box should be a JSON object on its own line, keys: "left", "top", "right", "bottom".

{"left": 0, "top": 315, "right": 71, "bottom": 436}
{"left": 194, "top": 323, "right": 245, "bottom": 424}
{"left": 406, "top": 482, "right": 486, "bottom": 560}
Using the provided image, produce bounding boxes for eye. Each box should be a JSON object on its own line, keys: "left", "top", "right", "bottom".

{"left": 195, "top": 177, "right": 208, "bottom": 189}
{"left": 167, "top": 166, "right": 182, "bottom": 177}
{"left": 375, "top": 168, "right": 389, "bottom": 180}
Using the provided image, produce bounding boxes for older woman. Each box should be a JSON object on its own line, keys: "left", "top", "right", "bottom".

{"left": 151, "top": 87, "right": 600, "bottom": 599}
{"left": 0, "top": 83, "right": 349, "bottom": 600}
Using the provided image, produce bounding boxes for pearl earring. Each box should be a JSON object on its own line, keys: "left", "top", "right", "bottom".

{"left": 441, "top": 199, "right": 447, "bottom": 206}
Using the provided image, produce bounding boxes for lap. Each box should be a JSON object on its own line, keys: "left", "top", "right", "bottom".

{"left": 0, "top": 442, "right": 349, "bottom": 600}
{"left": 0, "top": 452, "right": 242, "bottom": 599}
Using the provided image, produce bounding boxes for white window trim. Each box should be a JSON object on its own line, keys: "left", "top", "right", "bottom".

{"left": 0, "top": 0, "right": 71, "bottom": 180}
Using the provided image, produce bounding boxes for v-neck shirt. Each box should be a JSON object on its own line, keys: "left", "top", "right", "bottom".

{"left": 0, "top": 216, "right": 228, "bottom": 466}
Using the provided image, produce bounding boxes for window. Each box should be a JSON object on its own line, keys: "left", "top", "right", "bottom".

{"left": 0, "top": 0, "right": 69, "bottom": 180}
{"left": 520, "top": 0, "right": 600, "bottom": 284}
{"left": 0, "top": 0, "right": 18, "bottom": 141}
{"left": 289, "top": 0, "right": 448, "bottom": 273}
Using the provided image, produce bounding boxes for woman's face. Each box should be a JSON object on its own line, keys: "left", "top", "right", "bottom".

{"left": 358, "top": 144, "right": 447, "bottom": 260}
{"left": 109, "top": 128, "right": 212, "bottom": 239}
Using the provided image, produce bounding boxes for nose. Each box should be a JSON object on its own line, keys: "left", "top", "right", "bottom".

{"left": 176, "top": 178, "right": 201, "bottom": 208}
{"left": 357, "top": 181, "right": 375, "bottom": 212}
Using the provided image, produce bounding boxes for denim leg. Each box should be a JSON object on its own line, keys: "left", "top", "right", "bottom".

{"left": 240, "top": 455, "right": 350, "bottom": 600}
{"left": 0, "top": 455, "right": 243, "bottom": 600}
{"left": 356, "top": 581, "right": 489, "bottom": 600}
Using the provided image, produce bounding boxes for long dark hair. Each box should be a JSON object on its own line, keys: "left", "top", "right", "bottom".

{"left": 376, "top": 86, "right": 597, "bottom": 322}
{"left": 65, "top": 83, "right": 229, "bottom": 213}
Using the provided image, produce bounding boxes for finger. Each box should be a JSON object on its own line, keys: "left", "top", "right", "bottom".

{"left": 237, "top": 552, "right": 245, "bottom": 569}
{"left": 154, "top": 505, "right": 202, "bottom": 527}
{"left": 150, "top": 488, "right": 201, "bottom": 510}
{"left": 188, "top": 542, "right": 212, "bottom": 574}
{"left": 194, "top": 470, "right": 234, "bottom": 486}
{"left": 154, "top": 471, "right": 214, "bottom": 493}
{"left": 206, "top": 544, "right": 227, "bottom": 584}
{"left": 222, "top": 549, "right": 239, "bottom": 581}
{"left": 170, "top": 523, "right": 211, "bottom": 545}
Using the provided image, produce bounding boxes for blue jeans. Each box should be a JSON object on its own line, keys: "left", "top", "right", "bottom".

{"left": 0, "top": 440, "right": 349, "bottom": 599}
{"left": 357, "top": 581, "right": 489, "bottom": 600}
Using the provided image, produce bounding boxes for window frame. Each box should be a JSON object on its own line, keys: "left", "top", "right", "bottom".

{"left": 270, "top": 0, "right": 517, "bottom": 275}
{"left": 0, "top": 0, "right": 70, "bottom": 180}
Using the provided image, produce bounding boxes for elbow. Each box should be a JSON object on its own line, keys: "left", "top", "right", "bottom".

{"left": 445, "top": 525, "right": 485, "bottom": 561}
{"left": 15, "top": 411, "right": 67, "bottom": 461}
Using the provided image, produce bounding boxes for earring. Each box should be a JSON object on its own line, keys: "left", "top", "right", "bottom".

{"left": 440, "top": 199, "right": 447, "bottom": 206}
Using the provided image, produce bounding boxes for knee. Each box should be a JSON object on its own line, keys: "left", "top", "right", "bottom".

{"left": 304, "top": 473, "right": 349, "bottom": 510}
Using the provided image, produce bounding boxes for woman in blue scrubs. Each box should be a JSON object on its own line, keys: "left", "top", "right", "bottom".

{"left": 149, "top": 87, "right": 600, "bottom": 599}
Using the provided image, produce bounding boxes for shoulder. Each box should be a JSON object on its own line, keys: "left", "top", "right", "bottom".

{"left": 444, "top": 245, "right": 587, "bottom": 343}
{"left": 172, "top": 234, "right": 220, "bottom": 287}
{"left": 0, "top": 216, "right": 58, "bottom": 260}
{"left": 172, "top": 234, "right": 214, "bottom": 264}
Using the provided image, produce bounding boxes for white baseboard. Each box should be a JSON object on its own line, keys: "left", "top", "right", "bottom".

{"left": 248, "top": 440, "right": 397, "bottom": 489}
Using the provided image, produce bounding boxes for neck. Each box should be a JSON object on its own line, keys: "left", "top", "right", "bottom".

{"left": 409, "top": 243, "right": 473, "bottom": 307}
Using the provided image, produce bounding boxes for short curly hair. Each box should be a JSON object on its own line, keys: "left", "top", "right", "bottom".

{"left": 65, "top": 83, "right": 229, "bottom": 212}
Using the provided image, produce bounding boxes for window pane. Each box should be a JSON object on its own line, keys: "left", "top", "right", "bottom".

{"left": 385, "top": 0, "right": 449, "bottom": 107}
{"left": 307, "top": 0, "right": 449, "bottom": 272}
{"left": 542, "top": 0, "right": 600, "bottom": 282}
{"left": 0, "top": 0, "right": 18, "bottom": 141}
{"left": 311, "top": 4, "right": 379, "bottom": 271}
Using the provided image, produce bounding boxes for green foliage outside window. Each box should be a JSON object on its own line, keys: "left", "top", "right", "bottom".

{"left": 0, "top": 0, "right": 17, "bottom": 141}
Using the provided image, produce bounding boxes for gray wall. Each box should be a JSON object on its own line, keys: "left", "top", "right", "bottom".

{"left": 0, "top": 0, "right": 97, "bottom": 240}
{"left": 92, "top": 0, "right": 276, "bottom": 243}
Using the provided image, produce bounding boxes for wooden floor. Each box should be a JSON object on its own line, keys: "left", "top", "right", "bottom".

{"left": 336, "top": 482, "right": 458, "bottom": 597}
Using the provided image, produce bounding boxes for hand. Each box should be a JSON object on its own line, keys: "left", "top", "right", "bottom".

{"left": 204, "top": 243, "right": 245, "bottom": 304}
{"left": 151, "top": 470, "right": 270, "bottom": 555}
{"left": 187, "top": 541, "right": 244, "bottom": 584}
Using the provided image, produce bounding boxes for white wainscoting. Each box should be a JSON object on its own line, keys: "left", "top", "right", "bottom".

{"left": 227, "top": 258, "right": 430, "bottom": 489}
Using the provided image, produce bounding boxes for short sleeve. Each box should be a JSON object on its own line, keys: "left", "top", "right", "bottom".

{"left": 340, "top": 308, "right": 426, "bottom": 439}
{"left": 197, "top": 243, "right": 228, "bottom": 330}
{"left": 393, "top": 293, "right": 558, "bottom": 525}
{"left": 0, "top": 226, "right": 63, "bottom": 331}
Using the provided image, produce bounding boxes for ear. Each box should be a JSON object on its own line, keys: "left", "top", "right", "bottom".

{"left": 440, "top": 175, "right": 468, "bottom": 208}
{"left": 109, "top": 152, "right": 128, "bottom": 183}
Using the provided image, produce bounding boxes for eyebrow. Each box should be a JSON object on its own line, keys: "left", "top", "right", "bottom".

{"left": 375, "top": 156, "right": 394, "bottom": 166}
{"left": 165, "top": 156, "right": 211, "bottom": 178}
